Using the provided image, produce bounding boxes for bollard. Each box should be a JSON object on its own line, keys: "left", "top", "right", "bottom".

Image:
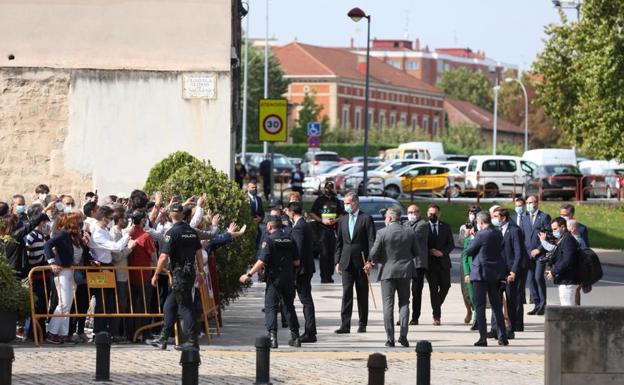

{"left": 367, "top": 353, "right": 387, "bottom": 385}
{"left": 0, "top": 344, "right": 15, "bottom": 385}
{"left": 254, "top": 336, "right": 272, "bottom": 385}
{"left": 415, "top": 340, "right": 432, "bottom": 385}
{"left": 94, "top": 332, "right": 111, "bottom": 382}
{"left": 180, "top": 346, "right": 201, "bottom": 385}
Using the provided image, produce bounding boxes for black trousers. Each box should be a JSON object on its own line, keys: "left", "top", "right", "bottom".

{"left": 410, "top": 268, "right": 427, "bottom": 321}
{"left": 425, "top": 267, "right": 451, "bottom": 320}
{"left": 93, "top": 287, "right": 116, "bottom": 334}
{"left": 162, "top": 282, "right": 196, "bottom": 339}
{"left": 340, "top": 264, "right": 368, "bottom": 329}
{"left": 473, "top": 280, "right": 507, "bottom": 341}
{"left": 265, "top": 275, "right": 299, "bottom": 333}
{"left": 506, "top": 272, "right": 525, "bottom": 331}
{"left": 317, "top": 226, "right": 336, "bottom": 282}
{"left": 295, "top": 273, "right": 317, "bottom": 336}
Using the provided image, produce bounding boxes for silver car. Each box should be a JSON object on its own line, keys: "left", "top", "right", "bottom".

{"left": 301, "top": 151, "right": 341, "bottom": 177}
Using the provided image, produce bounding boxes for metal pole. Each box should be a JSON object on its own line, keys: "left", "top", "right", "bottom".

{"left": 367, "top": 353, "right": 387, "bottom": 385}
{"left": 94, "top": 332, "right": 111, "bottom": 382}
{"left": 180, "top": 346, "right": 201, "bottom": 385}
{"left": 362, "top": 15, "right": 371, "bottom": 196}
{"left": 242, "top": 4, "right": 249, "bottom": 163}
{"left": 416, "top": 340, "right": 433, "bottom": 385}
{"left": 0, "top": 344, "right": 14, "bottom": 385}
{"left": 255, "top": 336, "right": 272, "bottom": 385}
{"left": 521, "top": 81, "right": 528, "bottom": 153}
{"left": 263, "top": 0, "right": 269, "bottom": 156}
{"left": 492, "top": 84, "right": 499, "bottom": 155}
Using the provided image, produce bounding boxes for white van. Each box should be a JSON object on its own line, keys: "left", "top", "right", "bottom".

{"left": 397, "top": 141, "right": 445, "bottom": 160}
{"left": 522, "top": 149, "right": 577, "bottom": 166}
{"left": 465, "top": 155, "right": 536, "bottom": 197}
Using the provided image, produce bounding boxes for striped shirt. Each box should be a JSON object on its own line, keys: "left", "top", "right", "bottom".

{"left": 24, "top": 230, "right": 46, "bottom": 266}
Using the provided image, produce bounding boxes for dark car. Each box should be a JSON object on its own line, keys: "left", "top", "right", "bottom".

{"left": 524, "top": 164, "right": 590, "bottom": 200}
{"left": 357, "top": 196, "right": 406, "bottom": 230}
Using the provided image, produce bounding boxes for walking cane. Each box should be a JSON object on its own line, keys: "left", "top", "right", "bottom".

{"left": 361, "top": 252, "right": 378, "bottom": 310}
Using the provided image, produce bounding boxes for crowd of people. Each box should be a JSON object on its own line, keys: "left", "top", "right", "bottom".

{"left": 0, "top": 180, "right": 589, "bottom": 349}
{"left": 0, "top": 185, "right": 246, "bottom": 348}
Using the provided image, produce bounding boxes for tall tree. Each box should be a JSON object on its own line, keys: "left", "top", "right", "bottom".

{"left": 291, "top": 91, "right": 329, "bottom": 143}
{"left": 533, "top": 0, "right": 624, "bottom": 161}
{"left": 437, "top": 68, "right": 494, "bottom": 111}
{"left": 240, "top": 44, "right": 290, "bottom": 146}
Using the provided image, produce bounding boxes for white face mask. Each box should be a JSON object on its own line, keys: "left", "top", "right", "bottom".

{"left": 38, "top": 193, "right": 47, "bottom": 201}
{"left": 407, "top": 213, "right": 417, "bottom": 222}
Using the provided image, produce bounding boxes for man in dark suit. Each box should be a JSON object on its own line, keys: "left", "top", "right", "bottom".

{"left": 248, "top": 181, "right": 265, "bottom": 248}
{"left": 403, "top": 204, "right": 429, "bottom": 325}
{"left": 522, "top": 196, "right": 551, "bottom": 315}
{"left": 491, "top": 208, "right": 528, "bottom": 338}
{"left": 288, "top": 202, "right": 317, "bottom": 343}
{"left": 465, "top": 211, "right": 509, "bottom": 347}
{"left": 425, "top": 204, "right": 454, "bottom": 325}
{"left": 366, "top": 207, "right": 417, "bottom": 347}
{"left": 559, "top": 204, "right": 589, "bottom": 247}
{"left": 334, "top": 192, "right": 376, "bottom": 334}
{"left": 546, "top": 217, "right": 580, "bottom": 306}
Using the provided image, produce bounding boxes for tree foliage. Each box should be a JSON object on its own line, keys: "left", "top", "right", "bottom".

{"left": 240, "top": 45, "right": 290, "bottom": 146}
{"left": 291, "top": 91, "right": 330, "bottom": 143}
{"left": 533, "top": 0, "right": 624, "bottom": 161}
{"left": 0, "top": 245, "right": 31, "bottom": 320}
{"left": 438, "top": 68, "right": 494, "bottom": 111}
{"left": 143, "top": 152, "right": 257, "bottom": 307}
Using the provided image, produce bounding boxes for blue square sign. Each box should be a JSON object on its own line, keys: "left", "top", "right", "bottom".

{"left": 307, "top": 122, "right": 321, "bottom": 137}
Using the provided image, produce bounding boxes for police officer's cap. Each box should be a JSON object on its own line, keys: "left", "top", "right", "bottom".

{"left": 288, "top": 201, "right": 303, "bottom": 212}
{"left": 170, "top": 203, "right": 184, "bottom": 213}
{"left": 265, "top": 215, "right": 282, "bottom": 226}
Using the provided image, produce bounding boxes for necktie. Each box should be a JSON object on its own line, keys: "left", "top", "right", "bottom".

{"left": 349, "top": 214, "right": 356, "bottom": 239}
{"left": 433, "top": 223, "right": 438, "bottom": 236}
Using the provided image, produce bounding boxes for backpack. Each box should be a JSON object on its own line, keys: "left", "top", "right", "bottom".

{"left": 577, "top": 247, "right": 603, "bottom": 291}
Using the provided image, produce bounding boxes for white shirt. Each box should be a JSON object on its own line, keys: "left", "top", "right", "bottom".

{"left": 501, "top": 222, "right": 509, "bottom": 237}
{"left": 89, "top": 224, "right": 130, "bottom": 264}
{"left": 85, "top": 217, "right": 98, "bottom": 233}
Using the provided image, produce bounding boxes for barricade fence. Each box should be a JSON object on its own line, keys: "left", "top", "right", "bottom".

{"left": 27, "top": 265, "right": 220, "bottom": 346}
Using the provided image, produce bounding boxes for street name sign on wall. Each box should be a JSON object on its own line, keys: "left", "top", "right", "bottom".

{"left": 182, "top": 73, "right": 217, "bottom": 99}
{"left": 258, "top": 98, "right": 288, "bottom": 142}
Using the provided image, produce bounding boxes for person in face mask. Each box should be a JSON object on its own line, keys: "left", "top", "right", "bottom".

{"left": 34, "top": 184, "right": 50, "bottom": 205}
{"left": 12, "top": 194, "right": 28, "bottom": 222}
{"left": 560, "top": 204, "right": 589, "bottom": 247}
{"left": 426, "top": 204, "right": 455, "bottom": 326}
{"left": 403, "top": 204, "right": 429, "bottom": 326}
{"left": 60, "top": 195, "right": 76, "bottom": 214}
{"left": 310, "top": 181, "right": 344, "bottom": 283}
{"left": 459, "top": 206, "right": 481, "bottom": 328}
{"left": 512, "top": 197, "right": 527, "bottom": 227}
{"left": 545, "top": 217, "right": 580, "bottom": 306}
{"left": 248, "top": 181, "right": 265, "bottom": 248}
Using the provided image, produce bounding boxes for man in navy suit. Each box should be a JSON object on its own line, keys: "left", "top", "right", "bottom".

{"left": 521, "top": 196, "right": 551, "bottom": 315}
{"left": 491, "top": 208, "right": 528, "bottom": 338}
{"left": 288, "top": 202, "right": 317, "bottom": 343}
{"left": 248, "top": 181, "right": 265, "bottom": 247}
{"left": 546, "top": 217, "right": 580, "bottom": 306}
{"left": 465, "top": 211, "right": 509, "bottom": 347}
{"left": 559, "top": 204, "right": 589, "bottom": 247}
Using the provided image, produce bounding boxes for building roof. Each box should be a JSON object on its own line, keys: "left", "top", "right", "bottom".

{"left": 274, "top": 42, "right": 442, "bottom": 94}
{"left": 444, "top": 98, "right": 524, "bottom": 134}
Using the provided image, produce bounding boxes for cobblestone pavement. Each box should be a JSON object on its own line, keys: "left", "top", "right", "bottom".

{"left": 13, "top": 259, "right": 549, "bottom": 384}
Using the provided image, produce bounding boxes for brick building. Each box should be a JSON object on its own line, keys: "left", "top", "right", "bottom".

{"left": 444, "top": 98, "right": 524, "bottom": 145}
{"left": 273, "top": 42, "right": 446, "bottom": 138}
{"left": 351, "top": 39, "right": 518, "bottom": 85}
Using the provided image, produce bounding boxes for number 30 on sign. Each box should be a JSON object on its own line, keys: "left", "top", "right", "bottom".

{"left": 258, "top": 98, "right": 288, "bottom": 142}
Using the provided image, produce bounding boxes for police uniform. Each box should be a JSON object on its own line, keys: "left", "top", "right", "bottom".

{"left": 311, "top": 192, "right": 344, "bottom": 283}
{"left": 152, "top": 209, "right": 202, "bottom": 349}
{"left": 258, "top": 224, "right": 301, "bottom": 348}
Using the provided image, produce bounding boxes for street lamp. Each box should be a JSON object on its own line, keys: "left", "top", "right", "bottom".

{"left": 348, "top": 7, "right": 371, "bottom": 196}
{"left": 505, "top": 77, "right": 529, "bottom": 152}
{"left": 552, "top": 0, "right": 582, "bottom": 20}
{"left": 493, "top": 84, "right": 500, "bottom": 155}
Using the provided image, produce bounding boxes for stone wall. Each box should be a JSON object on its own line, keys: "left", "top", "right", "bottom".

{"left": 545, "top": 306, "right": 624, "bottom": 385}
{"left": 0, "top": 68, "right": 92, "bottom": 201}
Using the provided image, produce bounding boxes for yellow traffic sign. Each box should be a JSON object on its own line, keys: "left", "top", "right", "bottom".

{"left": 258, "top": 98, "right": 288, "bottom": 142}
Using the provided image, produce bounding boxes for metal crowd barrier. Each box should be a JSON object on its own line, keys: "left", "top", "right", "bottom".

{"left": 27, "top": 265, "right": 220, "bottom": 346}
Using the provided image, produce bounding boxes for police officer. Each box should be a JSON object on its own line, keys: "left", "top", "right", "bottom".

{"left": 240, "top": 215, "right": 302, "bottom": 348}
{"left": 310, "top": 181, "right": 344, "bottom": 283}
{"left": 148, "top": 203, "right": 204, "bottom": 350}
{"left": 290, "top": 163, "right": 305, "bottom": 195}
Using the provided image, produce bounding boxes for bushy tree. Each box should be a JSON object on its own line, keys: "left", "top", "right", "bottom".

{"left": 533, "top": 0, "right": 624, "bottom": 160}
{"left": 291, "top": 91, "right": 330, "bottom": 143}
{"left": 438, "top": 68, "right": 494, "bottom": 111}
{"left": 143, "top": 152, "right": 257, "bottom": 307}
{"left": 440, "top": 123, "right": 483, "bottom": 155}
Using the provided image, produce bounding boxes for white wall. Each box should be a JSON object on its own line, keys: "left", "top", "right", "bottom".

{"left": 65, "top": 71, "right": 232, "bottom": 195}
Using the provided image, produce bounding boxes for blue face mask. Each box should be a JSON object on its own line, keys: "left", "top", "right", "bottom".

{"left": 344, "top": 203, "right": 352, "bottom": 214}
{"left": 492, "top": 218, "right": 501, "bottom": 227}
{"left": 16, "top": 205, "right": 26, "bottom": 214}
{"left": 527, "top": 203, "right": 535, "bottom": 213}
{"left": 515, "top": 206, "right": 523, "bottom": 215}
{"left": 553, "top": 230, "right": 562, "bottom": 239}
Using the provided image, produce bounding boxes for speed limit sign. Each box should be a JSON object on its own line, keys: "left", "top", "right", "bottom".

{"left": 258, "top": 98, "right": 288, "bottom": 142}
{"left": 263, "top": 114, "right": 283, "bottom": 134}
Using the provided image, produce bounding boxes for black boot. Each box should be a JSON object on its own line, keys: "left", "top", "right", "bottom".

{"left": 269, "top": 330, "right": 278, "bottom": 349}
{"left": 147, "top": 331, "right": 169, "bottom": 350}
{"left": 288, "top": 331, "right": 301, "bottom": 348}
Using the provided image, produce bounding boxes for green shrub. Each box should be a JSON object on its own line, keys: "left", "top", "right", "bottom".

{"left": 0, "top": 237, "right": 31, "bottom": 320}
{"left": 143, "top": 152, "right": 257, "bottom": 307}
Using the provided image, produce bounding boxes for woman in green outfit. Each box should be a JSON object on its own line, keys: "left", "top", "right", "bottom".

{"left": 458, "top": 206, "right": 481, "bottom": 330}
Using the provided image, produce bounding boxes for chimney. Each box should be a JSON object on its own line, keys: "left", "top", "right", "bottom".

{"left": 414, "top": 38, "right": 420, "bottom": 51}
{"left": 357, "top": 55, "right": 366, "bottom": 75}
{"left": 350, "top": 37, "right": 354, "bottom": 48}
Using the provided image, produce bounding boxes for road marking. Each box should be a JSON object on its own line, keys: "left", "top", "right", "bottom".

{"left": 598, "top": 279, "right": 624, "bottom": 285}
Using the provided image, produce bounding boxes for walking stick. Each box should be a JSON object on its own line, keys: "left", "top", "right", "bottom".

{"left": 361, "top": 252, "right": 378, "bottom": 310}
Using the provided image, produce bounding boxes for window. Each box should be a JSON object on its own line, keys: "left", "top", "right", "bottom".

{"left": 341, "top": 105, "right": 350, "bottom": 128}
{"left": 406, "top": 168, "right": 424, "bottom": 177}
{"left": 354, "top": 108, "right": 362, "bottom": 130}
{"left": 422, "top": 116, "right": 429, "bottom": 131}
{"left": 521, "top": 161, "right": 537, "bottom": 174}
{"left": 428, "top": 167, "right": 447, "bottom": 175}
{"left": 388, "top": 60, "right": 401, "bottom": 69}
{"left": 389, "top": 113, "right": 396, "bottom": 128}
{"left": 406, "top": 60, "right": 419, "bottom": 70}
{"left": 432, "top": 118, "right": 439, "bottom": 136}
{"left": 400, "top": 113, "right": 407, "bottom": 127}
{"left": 482, "top": 160, "right": 499, "bottom": 172}
{"left": 468, "top": 159, "right": 477, "bottom": 172}
{"left": 499, "top": 159, "right": 517, "bottom": 172}
{"left": 411, "top": 114, "right": 418, "bottom": 131}
{"left": 368, "top": 108, "right": 374, "bottom": 128}
{"left": 379, "top": 111, "right": 386, "bottom": 128}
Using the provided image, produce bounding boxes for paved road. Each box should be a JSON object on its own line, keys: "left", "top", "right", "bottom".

{"left": 12, "top": 253, "right": 623, "bottom": 384}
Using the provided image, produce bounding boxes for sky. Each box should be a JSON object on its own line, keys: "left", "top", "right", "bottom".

{"left": 245, "top": 0, "right": 578, "bottom": 72}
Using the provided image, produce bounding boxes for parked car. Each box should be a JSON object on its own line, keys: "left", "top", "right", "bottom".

{"left": 522, "top": 148, "right": 577, "bottom": 167}
{"left": 303, "top": 163, "right": 370, "bottom": 194}
{"left": 288, "top": 157, "right": 303, "bottom": 166}
{"left": 241, "top": 152, "right": 294, "bottom": 182}
{"left": 342, "top": 159, "right": 430, "bottom": 194}
{"left": 578, "top": 160, "right": 624, "bottom": 198}
{"left": 524, "top": 164, "right": 590, "bottom": 200}
{"left": 368, "top": 164, "right": 463, "bottom": 198}
{"left": 357, "top": 196, "right": 406, "bottom": 230}
{"left": 301, "top": 151, "right": 341, "bottom": 177}
{"left": 382, "top": 141, "right": 445, "bottom": 161}
{"left": 351, "top": 156, "right": 381, "bottom": 164}
{"left": 433, "top": 154, "right": 470, "bottom": 162}
{"left": 465, "top": 155, "right": 535, "bottom": 197}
